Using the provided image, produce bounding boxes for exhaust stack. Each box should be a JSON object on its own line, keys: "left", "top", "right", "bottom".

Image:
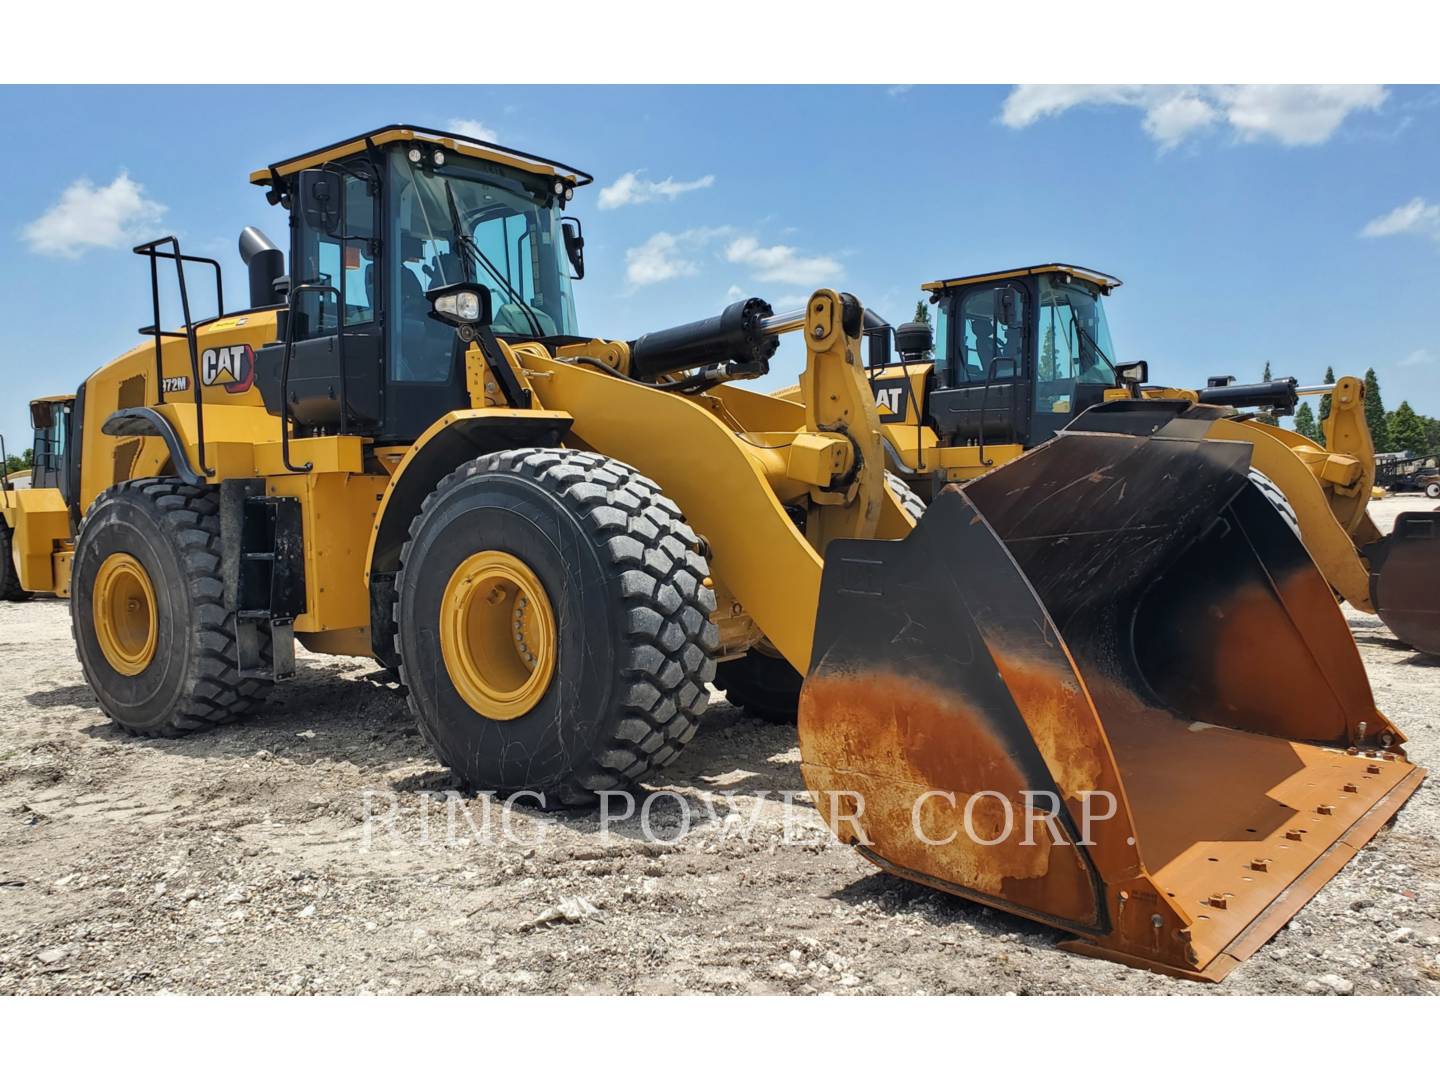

{"left": 239, "top": 226, "right": 286, "bottom": 309}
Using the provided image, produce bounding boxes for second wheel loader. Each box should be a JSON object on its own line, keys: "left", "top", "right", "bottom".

{"left": 856, "top": 264, "right": 1440, "bottom": 657}
{"left": 2, "top": 129, "right": 1423, "bottom": 980}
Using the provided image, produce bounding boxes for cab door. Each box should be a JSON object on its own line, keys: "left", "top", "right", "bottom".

{"left": 927, "top": 281, "right": 1031, "bottom": 447}
{"left": 273, "top": 168, "right": 384, "bottom": 430}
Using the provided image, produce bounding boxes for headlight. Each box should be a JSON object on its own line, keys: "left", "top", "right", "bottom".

{"left": 434, "top": 290, "right": 482, "bottom": 323}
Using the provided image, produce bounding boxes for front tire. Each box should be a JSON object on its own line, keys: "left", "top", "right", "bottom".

{"left": 395, "top": 448, "right": 718, "bottom": 803}
{"left": 714, "top": 648, "right": 803, "bottom": 722}
{"left": 72, "top": 479, "right": 271, "bottom": 736}
{"left": 0, "top": 519, "right": 30, "bottom": 601}
{"left": 717, "top": 471, "right": 927, "bottom": 723}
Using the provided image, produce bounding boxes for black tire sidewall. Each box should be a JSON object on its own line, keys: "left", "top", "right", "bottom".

{"left": 398, "top": 472, "right": 621, "bottom": 791}
{"left": 72, "top": 491, "right": 194, "bottom": 728}
{"left": 1, "top": 520, "right": 28, "bottom": 599}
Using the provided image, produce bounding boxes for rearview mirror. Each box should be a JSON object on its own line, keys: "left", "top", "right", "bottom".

{"left": 562, "top": 217, "right": 585, "bottom": 279}
{"left": 296, "top": 169, "right": 342, "bottom": 235}
{"left": 29, "top": 400, "right": 55, "bottom": 430}
{"left": 997, "top": 287, "right": 1018, "bottom": 329}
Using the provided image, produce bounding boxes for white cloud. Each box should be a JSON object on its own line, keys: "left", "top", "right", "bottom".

{"left": 625, "top": 227, "right": 840, "bottom": 291}
{"left": 447, "top": 117, "right": 498, "bottom": 143}
{"left": 1215, "top": 85, "right": 1388, "bottom": 146}
{"left": 1400, "top": 348, "right": 1435, "bottom": 368}
{"left": 624, "top": 227, "right": 731, "bottom": 287}
{"left": 886, "top": 85, "right": 914, "bottom": 97}
{"left": 598, "top": 170, "right": 715, "bottom": 210}
{"left": 724, "top": 235, "right": 842, "bottom": 286}
{"left": 21, "top": 171, "right": 166, "bottom": 259}
{"left": 1000, "top": 84, "right": 1386, "bottom": 149}
{"left": 1141, "top": 93, "right": 1219, "bottom": 148}
{"left": 1360, "top": 197, "right": 1440, "bottom": 241}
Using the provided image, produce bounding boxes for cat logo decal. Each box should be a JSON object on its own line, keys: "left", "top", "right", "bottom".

{"left": 201, "top": 344, "right": 256, "bottom": 394}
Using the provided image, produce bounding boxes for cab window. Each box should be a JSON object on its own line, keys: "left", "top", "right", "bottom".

{"left": 1036, "top": 278, "right": 1119, "bottom": 413}
{"left": 294, "top": 173, "right": 376, "bottom": 336}
{"left": 953, "top": 284, "right": 1025, "bottom": 384}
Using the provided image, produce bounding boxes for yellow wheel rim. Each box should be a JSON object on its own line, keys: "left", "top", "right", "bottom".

{"left": 439, "top": 550, "right": 556, "bottom": 720}
{"left": 93, "top": 552, "right": 158, "bottom": 676}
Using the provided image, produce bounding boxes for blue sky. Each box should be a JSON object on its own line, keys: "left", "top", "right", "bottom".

{"left": 2, "top": 83, "right": 1438, "bottom": 451}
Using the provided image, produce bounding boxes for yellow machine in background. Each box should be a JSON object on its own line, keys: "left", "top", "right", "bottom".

{"left": 0, "top": 393, "right": 75, "bottom": 601}
{"left": 854, "top": 264, "right": 1440, "bottom": 655}
{"left": 0, "top": 131, "right": 1424, "bottom": 980}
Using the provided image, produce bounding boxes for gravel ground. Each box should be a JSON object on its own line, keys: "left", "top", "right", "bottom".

{"left": 1, "top": 494, "right": 1436, "bottom": 996}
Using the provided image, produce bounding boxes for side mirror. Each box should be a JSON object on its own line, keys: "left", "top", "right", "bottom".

{"left": 426, "top": 282, "right": 494, "bottom": 341}
{"left": 29, "top": 400, "right": 55, "bottom": 430}
{"left": 1118, "top": 361, "right": 1149, "bottom": 385}
{"left": 296, "top": 169, "right": 342, "bottom": 235}
{"left": 997, "top": 287, "right": 1018, "bottom": 328}
{"left": 561, "top": 217, "right": 585, "bottom": 279}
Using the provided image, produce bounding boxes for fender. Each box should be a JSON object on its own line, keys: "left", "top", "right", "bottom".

{"left": 101, "top": 407, "right": 205, "bottom": 486}
{"left": 363, "top": 408, "right": 573, "bottom": 658}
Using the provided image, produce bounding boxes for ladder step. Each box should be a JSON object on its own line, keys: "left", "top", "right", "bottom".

{"left": 243, "top": 552, "right": 276, "bottom": 561}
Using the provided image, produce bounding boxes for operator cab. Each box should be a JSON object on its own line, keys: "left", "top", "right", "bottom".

{"left": 873, "top": 264, "right": 1138, "bottom": 450}
{"left": 27, "top": 394, "right": 76, "bottom": 500}
{"left": 246, "top": 125, "right": 591, "bottom": 443}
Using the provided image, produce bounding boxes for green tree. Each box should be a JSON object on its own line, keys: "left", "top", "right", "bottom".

{"left": 1389, "top": 400, "right": 1429, "bottom": 456}
{"left": 1039, "top": 324, "right": 1058, "bottom": 380}
{"left": 1255, "top": 361, "right": 1280, "bottom": 426}
{"left": 1316, "top": 364, "right": 1335, "bottom": 447}
{"left": 3, "top": 446, "right": 32, "bottom": 475}
{"left": 910, "top": 300, "right": 934, "bottom": 359}
{"left": 1423, "top": 415, "right": 1440, "bottom": 453}
{"left": 1364, "top": 368, "right": 1392, "bottom": 452}
{"left": 1294, "top": 401, "right": 1319, "bottom": 441}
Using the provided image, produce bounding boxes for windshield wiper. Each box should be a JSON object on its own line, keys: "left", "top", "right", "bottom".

{"left": 1069, "top": 313, "right": 1116, "bottom": 376}
{"left": 442, "top": 179, "right": 544, "bottom": 338}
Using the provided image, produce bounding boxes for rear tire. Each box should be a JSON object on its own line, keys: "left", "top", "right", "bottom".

{"left": 0, "top": 519, "right": 30, "bottom": 601}
{"left": 395, "top": 448, "right": 718, "bottom": 804}
{"left": 72, "top": 479, "right": 271, "bottom": 736}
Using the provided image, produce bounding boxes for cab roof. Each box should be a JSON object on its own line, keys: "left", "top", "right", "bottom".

{"left": 922, "top": 264, "right": 1123, "bottom": 295}
{"left": 249, "top": 124, "right": 594, "bottom": 190}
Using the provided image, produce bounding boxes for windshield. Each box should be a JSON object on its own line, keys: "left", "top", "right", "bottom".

{"left": 1037, "top": 278, "right": 1117, "bottom": 386}
{"left": 389, "top": 148, "right": 578, "bottom": 382}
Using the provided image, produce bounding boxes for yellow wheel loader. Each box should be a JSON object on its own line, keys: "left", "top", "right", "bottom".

{"left": 1, "top": 393, "right": 76, "bottom": 602}
{"left": 3, "top": 130, "right": 1424, "bottom": 979}
{"left": 852, "top": 264, "right": 1440, "bottom": 656}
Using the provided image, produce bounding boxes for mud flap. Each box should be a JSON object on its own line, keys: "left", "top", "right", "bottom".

{"left": 1365, "top": 511, "right": 1440, "bottom": 656}
{"left": 799, "top": 423, "right": 1425, "bottom": 979}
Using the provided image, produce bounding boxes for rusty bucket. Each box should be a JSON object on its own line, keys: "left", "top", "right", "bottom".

{"left": 798, "top": 409, "right": 1425, "bottom": 980}
{"left": 1366, "top": 510, "right": 1440, "bottom": 656}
